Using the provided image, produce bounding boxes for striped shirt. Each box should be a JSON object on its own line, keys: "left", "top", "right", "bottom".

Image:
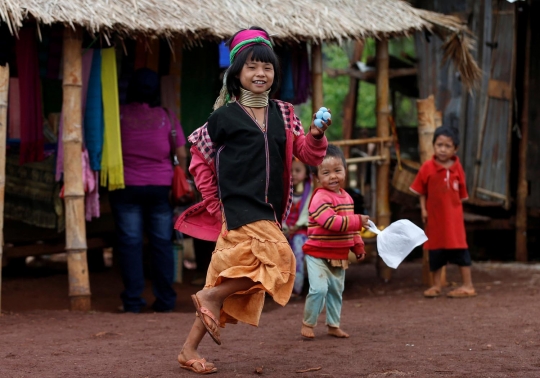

{"left": 303, "top": 188, "right": 363, "bottom": 260}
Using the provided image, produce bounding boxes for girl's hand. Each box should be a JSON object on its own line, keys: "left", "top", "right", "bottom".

{"left": 310, "top": 109, "right": 331, "bottom": 138}
{"left": 360, "top": 214, "right": 370, "bottom": 228}
{"left": 421, "top": 209, "right": 428, "bottom": 224}
{"left": 356, "top": 253, "right": 366, "bottom": 262}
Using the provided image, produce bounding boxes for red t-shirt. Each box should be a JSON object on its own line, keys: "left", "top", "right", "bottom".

{"left": 409, "top": 156, "right": 468, "bottom": 250}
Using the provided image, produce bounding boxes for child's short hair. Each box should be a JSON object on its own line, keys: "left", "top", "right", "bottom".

{"left": 225, "top": 26, "right": 281, "bottom": 99}
{"left": 433, "top": 126, "right": 460, "bottom": 147}
{"left": 313, "top": 144, "right": 346, "bottom": 175}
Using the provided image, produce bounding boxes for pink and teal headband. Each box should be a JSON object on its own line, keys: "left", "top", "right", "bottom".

{"left": 229, "top": 30, "right": 273, "bottom": 64}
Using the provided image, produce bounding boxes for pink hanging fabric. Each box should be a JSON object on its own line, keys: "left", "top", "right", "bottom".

{"left": 16, "top": 27, "right": 44, "bottom": 164}
{"left": 82, "top": 148, "right": 100, "bottom": 221}
{"left": 8, "top": 78, "right": 20, "bottom": 139}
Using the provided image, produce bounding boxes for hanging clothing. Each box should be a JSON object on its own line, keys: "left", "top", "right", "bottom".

{"left": 8, "top": 78, "right": 20, "bottom": 139}
{"left": 100, "top": 47, "right": 125, "bottom": 190}
{"left": 46, "top": 25, "right": 63, "bottom": 80}
{"left": 16, "top": 26, "right": 44, "bottom": 164}
{"left": 83, "top": 49, "right": 105, "bottom": 172}
{"left": 279, "top": 48, "right": 295, "bottom": 102}
{"left": 82, "top": 148, "right": 100, "bottom": 221}
{"left": 292, "top": 43, "right": 311, "bottom": 104}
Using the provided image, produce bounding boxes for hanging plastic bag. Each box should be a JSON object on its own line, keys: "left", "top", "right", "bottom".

{"left": 366, "top": 219, "right": 428, "bottom": 269}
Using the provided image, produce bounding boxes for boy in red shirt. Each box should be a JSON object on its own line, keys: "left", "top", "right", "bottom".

{"left": 301, "top": 145, "right": 370, "bottom": 339}
{"left": 410, "top": 127, "right": 476, "bottom": 298}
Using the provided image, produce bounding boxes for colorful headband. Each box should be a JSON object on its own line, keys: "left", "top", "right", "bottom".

{"left": 229, "top": 30, "right": 272, "bottom": 63}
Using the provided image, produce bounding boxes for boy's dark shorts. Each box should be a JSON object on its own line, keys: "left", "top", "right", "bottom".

{"left": 429, "top": 249, "right": 471, "bottom": 272}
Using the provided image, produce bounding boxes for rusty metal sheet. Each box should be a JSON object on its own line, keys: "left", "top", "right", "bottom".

{"left": 472, "top": 0, "right": 515, "bottom": 209}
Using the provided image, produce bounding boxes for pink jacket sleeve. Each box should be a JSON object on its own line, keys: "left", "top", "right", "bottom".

{"left": 189, "top": 146, "right": 221, "bottom": 221}
{"left": 293, "top": 132, "right": 327, "bottom": 166}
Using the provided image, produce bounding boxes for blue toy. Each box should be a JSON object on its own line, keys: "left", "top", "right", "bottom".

{"left": 314, "top": 107, "right": 331, "bottom": 128}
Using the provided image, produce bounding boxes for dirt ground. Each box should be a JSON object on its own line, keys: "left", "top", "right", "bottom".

{"left": 1, "top": 259, "right": 540, "bottom": 378}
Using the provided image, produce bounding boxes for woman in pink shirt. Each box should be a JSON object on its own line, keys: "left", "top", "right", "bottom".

{"left": 109, "top": 68, "right": 186, "bottom": 313}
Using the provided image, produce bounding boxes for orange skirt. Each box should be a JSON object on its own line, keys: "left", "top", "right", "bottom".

{"left": 204, "top": 220, "right": 295, "bottom": 327}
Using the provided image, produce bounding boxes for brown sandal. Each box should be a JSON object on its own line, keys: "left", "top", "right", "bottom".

{"left": 179, "top": 358, "right": 217, "bottom": 374}
{"left": 447, "top": 288, "right": 477, "bottom": 298}
{"left": 423, "top": 287, "right": 441, "bottom": 298}
{"left": 191, "top": 294, "right": 222, "bottom": 345}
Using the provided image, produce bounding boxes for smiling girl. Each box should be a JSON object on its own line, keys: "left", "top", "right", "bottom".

{"left": 175, "top": 27, "right": 329, "bottom": 374}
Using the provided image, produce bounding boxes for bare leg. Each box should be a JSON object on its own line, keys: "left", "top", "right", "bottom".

{"left": 424, "top": 268, "right": 443, "bottom": 297}
{"left": 178, "top": 277, "right": 255, "bottom": 370}
{"left": 327, "top": 326, "right": 349, "bottom": 338}
{"left": 458, "top": 266, "right": 475, "bottom": 291}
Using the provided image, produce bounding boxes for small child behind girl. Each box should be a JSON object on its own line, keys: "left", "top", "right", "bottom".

{"left": 175, "top": 26, "right": 329, "bottom": 374}
{"left": 301, "top": 145, "right": 370, "bottom": 339}
{"left": 283, "top": 158, "right": 313, "bottom": 296}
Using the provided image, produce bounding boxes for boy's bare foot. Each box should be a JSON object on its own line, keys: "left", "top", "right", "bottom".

{"left": 178, "top": 350, "right": 216, "bottom": 373}
{"left": 301, "top": 324, "right": 315, "bottom": 338}
{"left": 327, "top": 326, "right": 349, "bottom": 338}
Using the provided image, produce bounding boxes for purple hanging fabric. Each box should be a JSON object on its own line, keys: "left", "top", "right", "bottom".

{"left": 16, "top": 26, "right": 44, "bottom": 164}
{"left": 292, "top": 43, "right": 311, "bottom": 105}
{"left": 46, "top": 25, "right": 63, "bottom": 80}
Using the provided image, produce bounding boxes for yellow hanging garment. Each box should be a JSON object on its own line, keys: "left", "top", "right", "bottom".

{"left": 100, "top": 47, "right": 125, "bottom": 190}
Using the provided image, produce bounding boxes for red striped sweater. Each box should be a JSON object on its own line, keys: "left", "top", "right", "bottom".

{"left": 303, "top": 188, "right": 363, "bottom": 260}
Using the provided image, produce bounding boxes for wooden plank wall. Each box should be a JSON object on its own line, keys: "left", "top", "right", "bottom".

{"left": 461, "top": 0, "right": 491, "bottom": 191}
{"left": 413, "top": 0, "right": 468, "bottom": 132}
{"left": 474, "top": 0, "right": 515, "bottom": 208}
{"left": 414, "top": 0, "right": 515, "bottom": 208}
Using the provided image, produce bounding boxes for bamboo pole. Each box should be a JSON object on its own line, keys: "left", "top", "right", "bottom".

{"left": 375, "top": 39, "right": 392, "bottom": 282}
{"left": 342, "top": 41, "right": 365, "bottom": 158}
{"left": 0, "top": 64, "right": 9, "bottom": 313}
{"left": 62, "top": 26, "right": 91, "bottom": 311}
{"left": 516, "top": 3, "right": 531, "bottom": 262}
{"left": 311, "top": 43, "right": 323, "bottom": 115}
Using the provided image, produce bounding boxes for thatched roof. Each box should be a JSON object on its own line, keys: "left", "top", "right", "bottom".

{"left": 0, "top": 0, "right": 481, "bottom": 86}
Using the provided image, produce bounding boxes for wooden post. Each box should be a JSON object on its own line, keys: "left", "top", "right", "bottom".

{"left": 0, "top": 64, "right": 9, "bottom": 312}
{"left": 375, "top": 39, "right": 392, "bottom": 281}
{"left": 311, "top": 42, "right": 323, "bottom": 115}
{"left": 516, "top": 5, "right": 531, "bottom": 262}
{"left": 62, "top": 26, "right": 91, "bottom": 311}
{"left": 416, "top": 95, "right": 448, "bottom": 286}
{"left": 342, "top": 41, "right": 365, "bottom": 158}
{"left": 416, "top": 95, "right": 436, "bottom": 163}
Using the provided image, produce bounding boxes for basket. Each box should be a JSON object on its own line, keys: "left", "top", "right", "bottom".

{"left": 392, "top": 159, "right": 421, "bottom": 195}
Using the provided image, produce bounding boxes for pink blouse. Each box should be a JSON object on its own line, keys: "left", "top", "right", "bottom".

{"left": 120, "top": 103, "right": 186, "bottom": 186}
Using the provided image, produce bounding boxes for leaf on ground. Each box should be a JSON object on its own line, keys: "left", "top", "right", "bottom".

{"left": 255, "top": 366, "right": 264, "bottom": 374}
{"left": 93, "top": 331, "right": 121, "bottom": 338}
{"left": 296, "top": 367, "right": 322, "bottom": 373}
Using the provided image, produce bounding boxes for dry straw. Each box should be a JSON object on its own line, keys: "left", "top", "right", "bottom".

{"left": 0, "top": 0, "right": 481, "bottom": 87}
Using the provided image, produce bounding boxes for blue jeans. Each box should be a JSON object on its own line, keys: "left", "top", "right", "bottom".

{"left": 109, "top": 185, "right": 177, "bottom": 312}
{"left": 303, "top": 254, "right": 345, "bottom": 328}
{"left": 290, "top": 233, "right": 308, "bottom": 295}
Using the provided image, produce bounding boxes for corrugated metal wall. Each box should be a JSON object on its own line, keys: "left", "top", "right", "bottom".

{"left": 414, "top": 0, "right": 515, "bottom": 209}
